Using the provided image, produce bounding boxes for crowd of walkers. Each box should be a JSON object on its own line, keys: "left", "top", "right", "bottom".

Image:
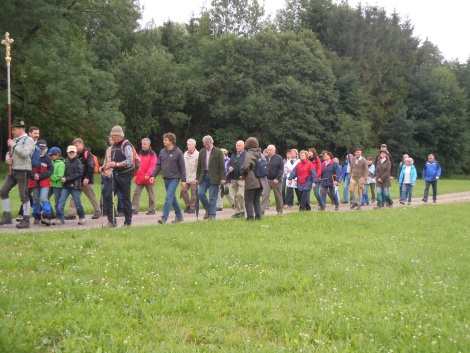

{"left": 0, "top": 119, "right": 442, "bottom": 228}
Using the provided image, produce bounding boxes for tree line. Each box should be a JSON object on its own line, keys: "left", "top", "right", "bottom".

{"left": 1, "top": 0, "right": 469, "bottom": 175}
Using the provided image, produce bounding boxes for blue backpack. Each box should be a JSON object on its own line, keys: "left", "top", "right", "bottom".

{"left": 22, "top": 137, "right": 41, "bottom": 169}
{"left": 254, "top": 155, "right": 268, "bottom": 178}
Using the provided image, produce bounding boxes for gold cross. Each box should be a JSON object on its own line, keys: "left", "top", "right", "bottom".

{"left": 2, "top": 32, "right": 14, "bottom": 64}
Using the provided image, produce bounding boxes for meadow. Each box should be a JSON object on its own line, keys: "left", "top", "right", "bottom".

{"left": 1, "top": 198, "right": 469, "bottom": 352}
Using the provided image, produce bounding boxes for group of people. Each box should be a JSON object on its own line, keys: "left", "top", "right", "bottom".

{"left": 0, "top": 119, "right": 442, "bottom": 229}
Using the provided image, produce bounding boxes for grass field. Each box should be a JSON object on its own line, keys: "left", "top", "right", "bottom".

{"left": 1, "top": 202, "right": 469, "bottom": 352}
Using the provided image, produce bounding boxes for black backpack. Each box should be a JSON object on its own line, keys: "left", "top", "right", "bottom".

{"left": 254, "top": 155, "right": 268, "bottom": 178}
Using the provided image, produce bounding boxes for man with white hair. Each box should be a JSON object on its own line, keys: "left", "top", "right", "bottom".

{"left": 228, "top": 140, "right": 246, "bottom": 218}
{"left": 181, "top": 138, "right": 199, "bottom": 214}
{"left": 261, "top": 145, "right": 284, "bottom": 215}
{"left": 195, "top": 135, "right": 226, "bottom": 220}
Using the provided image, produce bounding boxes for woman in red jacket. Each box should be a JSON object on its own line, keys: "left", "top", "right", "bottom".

{"left": 131, "top": 138, "right": 157, "bottom": 215}
{"left": 288, "top": 150, "right": 318, "bottom": 211}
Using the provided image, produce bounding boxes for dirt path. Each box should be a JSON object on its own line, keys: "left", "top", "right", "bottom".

{"left": 1, "top": 191, "right": 469, "bottom": 234}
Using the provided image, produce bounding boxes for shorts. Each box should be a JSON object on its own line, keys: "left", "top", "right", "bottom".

{"left": 350, "top": 175, "right": 365, "bottom": 188}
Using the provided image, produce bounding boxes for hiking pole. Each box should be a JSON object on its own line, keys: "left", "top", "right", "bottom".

{"left": 2, "top": 33, "right": 14, "bottom": 175}
{"left": 100, "top": 175, "right": 104, "bottom": 228}
{"left": 111, "top": 173, "right": 115, "bottom": 225}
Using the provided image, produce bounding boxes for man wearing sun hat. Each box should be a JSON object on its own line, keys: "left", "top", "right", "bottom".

{"left": 348, "top": 147, "right": 369, "bottom": 210}
{"left": 0, "top": 117, "right": 36, "bottom": 228}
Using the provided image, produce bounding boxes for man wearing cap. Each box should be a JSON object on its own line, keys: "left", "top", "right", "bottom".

{"left": 103, "top": 125, "right": 135, "bottom": 227}
{"left": 0, "top": 118, "right": 36, "bottom": 228}
{"left": 349, "top": 147, "right": 369, "bottom": 210}
{"left": 196, "top": 135, "right": 226, "bottom": 220}
{"left": 48, "top": 146, "right": 65, "bottom": 219}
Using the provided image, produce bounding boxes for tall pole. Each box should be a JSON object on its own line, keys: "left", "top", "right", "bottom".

{"left": 2, "top": 32, "right": 14, "bottom": 174}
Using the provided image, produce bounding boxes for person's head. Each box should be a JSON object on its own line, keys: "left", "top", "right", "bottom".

{"left": 244, "top": 137, "right": 259, "bottom": 150}
{"left": 163, "top": 133, "right": 176, "bottom": 148}
{"left": 285, "top": 150, "right": 291, "bottom": 159}
{"left": 322, "top": 151, "right": 333, "bottom": 161}
{"left": 428, "top": 154, "right": 435, "bottom": 163}
{"left": 187, "top": 138, "right": 196, "bottom": 152}
{"left": 308, "top": 148, "right": 318, "bottom": 159}
{"left": 141, "top": 138, "right": 151, "bottom": 151}
{"left": 48, "top": 147, "right": 61, "bottom": 161}
{"left": 263, "top": 149, "right": 268, "bottom": 157}
{"left": 221, "top": 148, "right": 228, "bottom": 157}
{"left": 405, "top": 157, "right": 413, "bottom": 165}
{"left": 109, "top": 125, "right": 125, "bottom": 144}
{"left": 380, "top": 143, "right": 387, "bottom": 151}
{"left": 28, "top": 126, "right": 40, "bottom": 141}
{"left": 108, "top": 135, "right": 114, "bottom": 146}
{"left": 73, "top": 138, "right": 85, "bottom": 153}
{"left": 37, "top": 140, "right": 48, "bottom": 155}
{"left": 202, "top": 135, "right": 214, "bottom": 150}
{"left": 379, "top": 150, "right": 388, "bottom": 159}
{"left": 266, "top": 145, "right": 276, "bottom": 157}
{"left": 299, "top": 150, "right": 308, "bottom": 161}
{"left": 290, "top": 149, "right": 298, "bottom": 159}
{"left": 334, "top": 157, "right": 339, "bottom": 164}
{"left": 402, "top": 153, "right": 409, "bottom": 161}
{"left": 11, "top": 117, "right": 27, "bottom": 138}
{"left": 66, "top": 145, "right": 77, "bottom": 159}
{"left": 367, "top": 156, "right": 373, "bottom": 165}
{"left": 354, "top": 148, "right": 362, "bottom": 157}
{"left": 235, "top": 140, "right": 245, "bottom": 153}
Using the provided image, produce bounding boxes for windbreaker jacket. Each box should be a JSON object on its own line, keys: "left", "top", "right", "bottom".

{"left": 321, "top": 160, "right": 341, "bottom": 187}
{"left": 29, "top": 153, "right": 54, "bottom": 189}
{"left": 288, "top": 159, "right": 317, "bottom": 191}
{"left": 152, "top": 146, "right": 186, "bottom": 181}
{"left": 50, "top": 157, "right": 66, "bottom": 188}
{"left": 184, "top": 149, "right": 199, "bottom": 184}
{"left": 399, "top": 164, "right": 417, "bottom": 185}
{"left": 63, "top": 156, "right": 83, "bottom": 190}
{"left": 134, "top": 148, "right": 157, "bottom": 185}
{"left": 422, "top": 160, "right": 441, "bottom": 181}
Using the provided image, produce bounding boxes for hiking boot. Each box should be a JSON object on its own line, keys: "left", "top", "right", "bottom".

{"left": 246, "top": 216, "right": 254, "bottom": 221}
{"left": 231, "top": 213, "right": 241, "bottom": 218}
{"left": 158, "top": 217, "right": 167, "bottom": 224}
{"left": 335, "top": 204, "right": 339, "bottom": 211}
{"left": 171, "top": 217, "right": 184, "bottom": 224}
{"left": 65, "top": 215, "right": 77, "bottom": 220}
{"left": 146, "top": 210, "right": 155, "bottom": 215}
{"left": 0, "top": 212, "right": 12, "bottom": 225}
{"left": 356, "top": 205, "right": 362, "bottom": 210}
{"left": 400, "top": 200, "right": 405, "bottom": 205}
{"left": 33, "top": 218, "right": 41, "bottom": 225}
{"left": 92, "top": 213, "right": 101, "bottom": 219}
{"left": 216, "top": 207, "right": 223, "bottom": 211}
{"left": 78, "top": 219, "right": 86, "bottom": 225}
{"left": 187, "top": 208, "right": 195, "bottom": 214}
{"left": 183, "top": 206, "right": 190, "bottom": 213}
{"left": 341, "top": 200, "right": 349, "bottom": 204}
{"left": 255, "top": 216, "right": 261, "bottom": 221}
{"left": 422, "top": 198, "right": 427, "bottom": 203}
{"left": 16, "top": 214, "right": 23, "bottom": 222}
{"left": 16, "top": 216, "right": 30, "bottom": 229}
{"left": 40, "top": 218, "right": 51, "bottom": 227}
{"left": 350, "top": 203, "right": 358, "bottom": 209}
{"left": 319, "top": 206, "right": 326, "bottom": 211}
{"left": 407, "top": 202, "right": 411, "bottom": 205}
{"left": 132, "top": 209, "right": 139, "bottom": 215}
{"left": 203, "top": 211, "right": 209, "bottom": 220}
{"left": 106, "top": 221, "right": 117, "bottom": 228}
{"left": 52, "top": 219, "right": 64, "bottom": 225}
{"left": 116, "top": 212, "right": 125, "bottom": 217}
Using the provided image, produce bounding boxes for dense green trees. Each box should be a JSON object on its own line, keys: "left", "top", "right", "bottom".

{"left": 1, "top": 0, "right": 469, "bottom": 174}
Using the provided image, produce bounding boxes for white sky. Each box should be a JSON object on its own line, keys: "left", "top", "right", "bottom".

{"left": 140, "top": 0, "right": 470, "bottom": 63}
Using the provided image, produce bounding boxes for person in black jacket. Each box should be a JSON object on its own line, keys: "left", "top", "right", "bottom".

{"left": 260, "top": 145, "right": 284, "bottom": 215}
{"left": 53, "top": 146, "right": 86, "bottom": 225}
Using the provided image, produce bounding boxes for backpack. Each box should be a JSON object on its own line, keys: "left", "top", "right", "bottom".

{"left": 84, "top": 149, "right": 100, "bottom": 174}
{"left": 254, "top": 155, "right": 268, "bottom": 178}
{"left": 121, "top": 139, "right": 140, "bottom": 173}
{"left": 22, "top": 137, "right": 41, "bottom": 169}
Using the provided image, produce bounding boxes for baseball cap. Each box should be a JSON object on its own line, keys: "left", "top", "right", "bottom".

{"left": 67, "top": 145, "right": 77, "bottom": 153}
{"left": 48, "top": 147, "right": 61, "bottom": 155}
{"left": 37, "top": 140, "right": 47, "bottom": 149}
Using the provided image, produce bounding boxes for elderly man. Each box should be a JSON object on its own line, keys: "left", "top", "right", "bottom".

{"left": 349, "top": 148, "right": 369, "bottom": 210}
{"left": 65, "top": 137, "right": 101, "bottom": 220}
{"left": 131, "top": 138, "right": 156, "bottom": 215}
{"left": 150, "top": 133, "right": 186, "bottom": 224}
{"left": 0, "top": 118, "right": 36, "bottom": 228}
{"left": 228, "top": 140, "right": 246, "bottom": 218}
{"left": 261, "top": 145, "right": 284, "bottom": 215}
{"left": 196, "top": 135, "right": 226, "bottom": 220}
{"left": 181, "top": 138, "right": 199, "bottom": 214}
{"left": 103, "top": 126, "right": 135, "bottom": 227}
{"left": 422, "top": 154, "right": 441, "bottom": 204}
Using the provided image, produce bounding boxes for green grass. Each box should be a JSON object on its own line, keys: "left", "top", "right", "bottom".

{"left": 1, "top": 203, "right": 469, "bottom": 352}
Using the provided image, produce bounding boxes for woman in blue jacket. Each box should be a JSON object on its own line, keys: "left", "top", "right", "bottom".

{"left": 398, "top": 157, "right": 417, "bottom": 205}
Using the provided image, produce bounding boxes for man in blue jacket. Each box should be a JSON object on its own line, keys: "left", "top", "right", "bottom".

{"left": 422, "top": 154, "right": 441, "bottom": 203}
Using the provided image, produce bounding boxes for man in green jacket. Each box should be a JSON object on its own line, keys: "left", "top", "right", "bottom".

{"left": 195, "top": 135, "right": 226, "bottom": 220}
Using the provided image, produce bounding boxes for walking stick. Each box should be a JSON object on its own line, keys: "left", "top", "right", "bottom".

{"left": 2, "top": 32, "right": 14, "bottom": 175}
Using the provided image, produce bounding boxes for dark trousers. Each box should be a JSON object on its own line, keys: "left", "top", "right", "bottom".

{"left": 245, "top": 188, "right": 263, "bottom": 219}
{"left": 105, "top": 172, "right": 132, "bottom": 225}
{"left": 424, "top": 181, "right": 438, "bottom": 201}
{"left": 299, "top": 189, "right": 311, "bottom": 211}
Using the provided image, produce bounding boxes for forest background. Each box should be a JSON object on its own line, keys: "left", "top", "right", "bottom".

{"left": 1, "top": 0, "right": 469, "bottom": 175}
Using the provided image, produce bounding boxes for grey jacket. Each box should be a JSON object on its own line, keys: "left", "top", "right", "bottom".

{"left": 152, "top": 146, "right": 186, "bottom": 181}
{"left": 9, "top": 134, "right": 35, "bottom": 172}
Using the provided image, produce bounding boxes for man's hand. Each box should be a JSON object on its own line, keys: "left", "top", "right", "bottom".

{"left": 220, "top": 180, "right": 226, "bottom": 185}
{"left": 149, "top": 177, "right": 155, "bottom": 184}
{"left": 228, "top": 166, "right": 234, "bottom": 172}
{"left": 273, "top": 179, "right": 279, "bottom": 184}
{"left": 181, "top": 181, "right": 187, "bottom": 188}
{"left": 61, "top": 177, "right": 66, "bottom": 183}
{"left": 7, "top": 139, "right": 14, "bottom": 148}
{"left": 34, "top": 173, "right": 40, "bottom": 181}
{"left": 83, "top": 178, "right": 89, "bottom": 186}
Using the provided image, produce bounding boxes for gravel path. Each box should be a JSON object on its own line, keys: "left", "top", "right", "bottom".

{"left": 1, "top": 191, "right": 469, "bottom": 234}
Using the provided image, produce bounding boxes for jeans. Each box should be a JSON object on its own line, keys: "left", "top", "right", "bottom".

{"left": 197, "top": 171, "right": 219, "bottom": 217}
{"left": 162, "top": 178, "right": 183, "bottom": 219}
{"left": 342, "top": 174, "right": 351, "bottom": 202}
{"left": 57, "top": 188, "right": 85, "bottom": 222}
{"left": 313, "top": 182, "right": 323, "bottom": 206}
{"left": 321, "top": 186, "right": 339, "bottom": 206}
{"left": 49, "top": 187, "right": 62, "bottom": 216}
{"left": 245, "top": 188, "right": 263, "bottom": 219}
{"left": 401, "top": 183, "right": 414, "bottom": 203}
{"left": 377, "top": 186, "right": 390, "bottom": 206}
{"left": 32, "top": 187, "right": 52, "bottom": 218}
{"left": 285, "top": 187, "right": 300, "bottom": 206}
{"left": 362, "top": 184, "right": 370, "bottom": 203}
{"left": 423, "top": 181, "right": 437, "bottom": 201}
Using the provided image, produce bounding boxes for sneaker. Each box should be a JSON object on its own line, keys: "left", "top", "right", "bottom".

{"left": 407, "top": 202, "right": 411, "bottom": 205}
{"left": 208, "top": 216, "right": 216, "bottom": 221}
{"left": 400, "top": 201, "right": 405, "bottom": 205}
{"left": 146, "top": 210, "right": 155, "bottom": 215}
{"left": 350, "top": 203, "right": 358, "bottom": 209}
{"left": 132, "top": 210, "right": 139, "bottom": 215}
{"left": 78, "top": 219, "right": 86, "bottom": 225}
{"left": 335, "top": 204, "right": 339, "bottom": 210}
{"left": 92, "top": 213, "right": 101, "bottom": 219}
{"left": 203, "top": 212, "right": 209, "bottom": 220}
{"left": 65, "top": 215, "right": 77, "bottom": 220}
{"left": 33, "top": 218, "right": 41, "bottom": 225}
{"left": 158, "top": 217, "right": 167, "bottom": 224}
{"left": 422, "top": 198, "right": 427, "bottom": 203}
{"left": 40, "top": 218, "right": 51, "bottom": 227}
{"left": 187, "top": 208, "right": 195, "bottom": 214}
{"left": 341, "top": 200, "right": 349, "bottom": 204}
{"left": 16, "top": 215, "right": 23, "bottom": 222}
{"left": 171, "top": 218, "right": 184, "bottom": 223}
{"left": 52, "top": 219, "right": 64, "bottom": 225}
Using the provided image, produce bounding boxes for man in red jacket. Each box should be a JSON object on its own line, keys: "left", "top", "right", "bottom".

{"left": 132, "top": 138, "right": 157, "bottom": 215}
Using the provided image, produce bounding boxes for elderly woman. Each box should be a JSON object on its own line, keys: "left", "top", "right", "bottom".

{"left": 319, "top": 151, "right": 341, "bottom": 211}
{"left": 288, "top": 150, "right": 317, "bottom": 211}
{"left": 374, "top": 150, "right": 392, "bottom": 209}
{"left": 283, "top": 148, "right": 300, "bottom": 208}
{"left": 398, "top": 157, "right": 417, "bottom": 205}
{"left": 240, "top": 137, "right": 267, "bottom": 220}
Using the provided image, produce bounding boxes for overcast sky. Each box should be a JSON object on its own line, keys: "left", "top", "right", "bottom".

{"left": 140, "top": 0, "right": 469, "bottom": 63}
